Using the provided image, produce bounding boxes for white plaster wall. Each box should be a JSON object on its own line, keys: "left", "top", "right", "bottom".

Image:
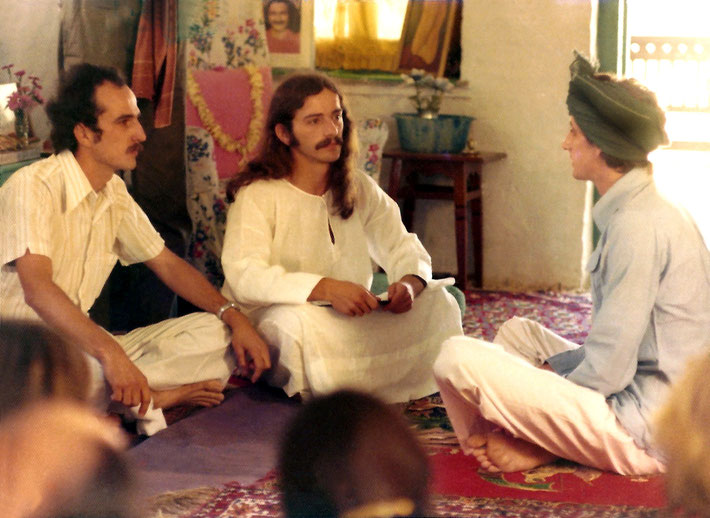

{"left": 345, "top": 0, "right": 592, "bottom": 290}
{"left": 1, "top": 0, "right": 593, "bottom": 290}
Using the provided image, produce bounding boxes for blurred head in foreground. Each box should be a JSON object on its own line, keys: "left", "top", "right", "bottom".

{"left": 0, "top": 399, "right": 134, "bottom": 518}
{"left": 655, "top": 348, "right": 710, "bottom": 518}
{"left": 0, "top": 320, "right": 90, "bottom": 420}
{"left": 279, "top": 390, "right": 429, "bottom": 518}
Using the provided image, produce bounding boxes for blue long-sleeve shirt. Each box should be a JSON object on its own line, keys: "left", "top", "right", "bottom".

{"left": 547, "top": 168, "right": 710, "bottom": 457}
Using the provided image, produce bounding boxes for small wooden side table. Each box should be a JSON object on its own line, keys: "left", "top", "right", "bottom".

{"left": 383, "top": 149, "right": 507, "bottom": 289}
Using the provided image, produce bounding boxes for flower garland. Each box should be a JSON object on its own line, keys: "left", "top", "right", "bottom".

{"left": 187, "top": 65, "right": 264, "bottom": 168}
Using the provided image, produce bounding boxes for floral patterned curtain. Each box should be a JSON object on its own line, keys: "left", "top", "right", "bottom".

{"left": 181, "top": 0, "right": 273, "bottom": 285}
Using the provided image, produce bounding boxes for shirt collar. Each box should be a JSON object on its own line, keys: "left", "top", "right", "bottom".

{"left": 592, "top": 167, "right": 653, "bottom": 233}
{"left": 56, "top": 150, "right": 121, "bottom": 212}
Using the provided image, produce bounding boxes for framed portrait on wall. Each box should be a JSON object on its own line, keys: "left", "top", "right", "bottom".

{"left": 263, "top": 0, "right": 314, "bottom": 69}
{"left": 397, "top": 0, "right": 459, "bottom": 77}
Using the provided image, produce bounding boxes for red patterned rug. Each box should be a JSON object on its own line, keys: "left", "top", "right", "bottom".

{"left": 149, "top": 470, "right": 662, "bottom": 517}
{"left": 149, "top": 290, "right": 667, "bottom": 517}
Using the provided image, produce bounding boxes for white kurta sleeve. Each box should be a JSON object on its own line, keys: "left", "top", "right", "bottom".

{"left": 221, "top": 182, "right": 323, "bottom": 306}
{"left": 357, "top": 173, "right": 432, "bottom": 283}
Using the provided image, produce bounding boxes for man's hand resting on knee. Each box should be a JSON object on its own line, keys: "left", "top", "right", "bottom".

{"left": 308, "top": 278, "right": 379, "bottom": 316}
{"left": 100, "top": 348, "right": 152, "bottom": 416}
{"left": 221, "top": 309, "right": 272, "bottom": 383}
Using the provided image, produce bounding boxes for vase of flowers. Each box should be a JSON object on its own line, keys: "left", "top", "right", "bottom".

{"left": 401, "top": 68, "right": 454, "bottom": 119}
{"left": 13, "top": 109, "right": 30, "bottom": 147}
{"left": 395, "top": 69, "right": 473, "bottom": 154}
{"left": 2, "top": 64, "right": 44, "bottom": 148}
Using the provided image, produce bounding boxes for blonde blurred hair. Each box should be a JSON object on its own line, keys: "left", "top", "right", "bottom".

{"left": 655, "top": 348, "right": 710, "bottom": 517}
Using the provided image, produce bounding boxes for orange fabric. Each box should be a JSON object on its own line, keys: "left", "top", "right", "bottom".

{"left": 132, "top": 0, "right": 177, "bottom": 128}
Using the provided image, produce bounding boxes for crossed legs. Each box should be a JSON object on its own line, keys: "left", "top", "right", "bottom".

{"left": 89, "top": 312, "right": 237, "bottom": 434}
{"left": 433, "top": 318, "right": 664, "bottom": 476}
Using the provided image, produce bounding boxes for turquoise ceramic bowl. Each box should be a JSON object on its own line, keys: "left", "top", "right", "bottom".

{"left": 394, "top": 113, "right": 474, "bottom": 154}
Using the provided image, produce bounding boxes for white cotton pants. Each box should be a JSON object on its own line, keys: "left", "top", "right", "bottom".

{"left": 87, "top": 312, "right": 236, "bottom": 435}
{"left": 433, "top": 316, "right": 665, "bottom": 475}
{"left": 252, "top": 285, "right": 463, "bottom": 403}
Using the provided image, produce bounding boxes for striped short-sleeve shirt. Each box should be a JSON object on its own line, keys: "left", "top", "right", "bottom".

{"left": 0, "top": 150, "right": 164, "bottom": 321}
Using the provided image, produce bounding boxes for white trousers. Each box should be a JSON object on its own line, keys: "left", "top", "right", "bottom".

{"left": 433, "top": 317, "right": 664, "bottom": 475}
{"left": 252, "top": 286, "right": 463, "bottom": 403}
{"left": 87, "top": 312, "right": 236, "bottom": 435}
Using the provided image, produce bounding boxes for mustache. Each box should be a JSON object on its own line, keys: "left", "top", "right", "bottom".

{"left": 128, "top": 143, "right": 144, "bottom": 154}
{"left": 315, "top": 136, "right": 343, "bottom": 150}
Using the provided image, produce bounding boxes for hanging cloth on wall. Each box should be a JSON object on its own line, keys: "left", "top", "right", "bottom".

{"left": 132, "top": 0, "right": 177, "bottom": 128}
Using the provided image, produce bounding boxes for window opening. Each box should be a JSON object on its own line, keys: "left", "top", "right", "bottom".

{"left": 626, "top": 0, "right": 710, "bottom": 243}
{"left": 313, "top": 0, "right": 461, "bottom": 78}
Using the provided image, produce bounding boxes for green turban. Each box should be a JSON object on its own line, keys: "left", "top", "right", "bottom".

{"left": 566, "top": 51, "right": 668, "bottom": 161}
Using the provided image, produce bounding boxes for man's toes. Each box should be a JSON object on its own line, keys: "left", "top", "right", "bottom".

{"left": 201, "top": 379, "right": 225, "bottom": 392}
{"left": 194, "top": 392, "right": 224, "bottom": 403}
{"left": 194, "top": 394, "right": 224, "bottom": 406}
{"left": 466, "top": 433, "right": 487, "bottom": 449}
{"left": 194, "top": 398, "right": 221, "bottom": 407}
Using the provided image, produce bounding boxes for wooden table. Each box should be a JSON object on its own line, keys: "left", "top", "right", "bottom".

{"left": 384, "top": 149, "right": 507, "bottom": 289}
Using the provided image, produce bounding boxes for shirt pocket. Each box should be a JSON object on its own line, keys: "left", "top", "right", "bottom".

{"left": 585, "top": 246, "right": 602, "bottom": 274}
{"left": 585, "top": 245, "right": 604, "bottom": 297}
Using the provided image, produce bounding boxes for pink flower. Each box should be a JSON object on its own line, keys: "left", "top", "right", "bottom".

{"left": 2, "top": 64, "right": 43, "bottom": 111}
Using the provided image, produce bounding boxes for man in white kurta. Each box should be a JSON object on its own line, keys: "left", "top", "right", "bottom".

{"left": 221, "top": 73, "right": 462, "bottom": 402}
{"left": 0, "top": 64, "right": 270, "bottom": 434}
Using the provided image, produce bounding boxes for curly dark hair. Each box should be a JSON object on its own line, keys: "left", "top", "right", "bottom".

{"left": 226, "top": 73, "right": 357, "bottom": 219}
{"left": 45, "top": 63, "right": 125, "bottom": 153}
{"left": 263, "top": 0, "right": 300, "bottom": 32}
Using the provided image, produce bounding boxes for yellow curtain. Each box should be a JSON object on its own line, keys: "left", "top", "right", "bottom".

{"left": 316, "top": 0, "right": 401, "bottom": 72}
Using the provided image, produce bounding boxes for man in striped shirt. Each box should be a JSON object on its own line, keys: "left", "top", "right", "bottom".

{"left": 0, "top": 64, "right": 270, "bottom": 434}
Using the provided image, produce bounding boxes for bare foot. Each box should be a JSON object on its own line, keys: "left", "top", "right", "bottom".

{"left": 466, "top": 433, "right": 487, "bottom": 449}
{"left": 152, "top": 379, "right": 225, "bottom": 409}
{"left": 467, "top": 432, "right": 557, "bottom": 473}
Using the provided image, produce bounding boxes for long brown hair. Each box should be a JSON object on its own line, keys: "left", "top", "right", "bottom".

{"left": 227, "top": 73, "right": 357, "bottom": 219}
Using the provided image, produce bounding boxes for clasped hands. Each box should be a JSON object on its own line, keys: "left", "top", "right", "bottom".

{"left": 309, "top": 275, "right": 425, "bottom": 317}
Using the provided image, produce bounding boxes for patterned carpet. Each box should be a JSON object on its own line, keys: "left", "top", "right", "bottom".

{"left": 150, "top": 290, "right": 668, "bottom": 518}
{"left": 149, "top": 472, "right": 662, "bottom": 518}
{"left": 462, "top": 290, "right": 592, "bottom": 343}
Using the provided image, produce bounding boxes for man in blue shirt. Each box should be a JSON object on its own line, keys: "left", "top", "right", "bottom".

{"left": 434, "top": 52, "right": 710, "bottom": 475}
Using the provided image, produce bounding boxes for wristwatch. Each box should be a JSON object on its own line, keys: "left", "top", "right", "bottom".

{"left": 216, "top": 301, "right": 238, "bottom": 321}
